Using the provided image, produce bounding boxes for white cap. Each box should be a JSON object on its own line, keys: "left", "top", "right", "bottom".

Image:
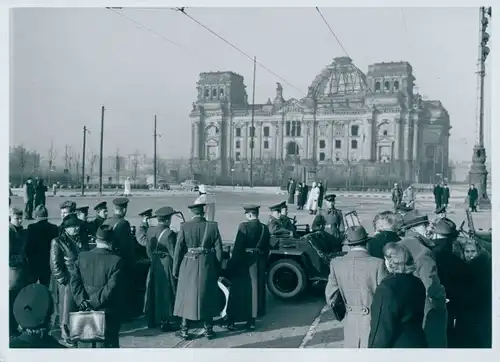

{"left": 199, "top": 184, "right": 206, "bottom": 194}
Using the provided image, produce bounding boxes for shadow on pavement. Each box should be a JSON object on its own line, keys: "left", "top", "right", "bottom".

{"left": 235, "top": 335, "right": 305, "bottom": 348}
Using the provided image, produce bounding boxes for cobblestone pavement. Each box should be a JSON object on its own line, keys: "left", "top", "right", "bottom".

{"left": 10, "top": 191, "right": 491, "bottom": 348}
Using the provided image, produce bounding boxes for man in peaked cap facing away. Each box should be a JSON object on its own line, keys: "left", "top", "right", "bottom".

{"left": 103, "top": 197, "right": 135, "bottom": 320}
{"left": 67, "top": 224, "right": 126, "bottom": 348}
{"left": 398, "top": 210, "right": 447, "bottom": 348}
{"left": 137, "top": 208, "right": 153, "bottom": 247}
{"left": 144, "top": 207, "right": 179, "bottom": 331}
{"left": 225, "top": 204, "right": 271, "bottom": 331}
{"left": 429, "top": 217, "right": 468, "bottom": 347}
{"left": 268, "top": 202, "right": 294, "bottom": 237}
{"left": 194, "top": 184, "right": 216, "bottom": 221}
{"left": 49, "top": 213, "right": 89, "bottom": 345}
{"left": 325, "top": 226, "right": 388, "bottom": 348}
{"left": 89, "top": 201, "right": 108, "bottom": 239}
{"left": 10, "top": 284, "right": 65, "bottom": 348}
{"left": 173, "top": 202, "right": 223, "bottom": 340}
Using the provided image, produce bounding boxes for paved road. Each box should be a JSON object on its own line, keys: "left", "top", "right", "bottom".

{"left": 10, "top": 191, "right": 491, "bottom": 348}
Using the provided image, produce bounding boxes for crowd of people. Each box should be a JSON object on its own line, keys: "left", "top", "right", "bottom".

{"left": 8, "top": 180, "right": 492, "bottom": 349}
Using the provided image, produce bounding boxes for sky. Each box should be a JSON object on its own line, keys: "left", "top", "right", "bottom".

{"left": 9, "top": 7, "right": 491, "bottom": 163}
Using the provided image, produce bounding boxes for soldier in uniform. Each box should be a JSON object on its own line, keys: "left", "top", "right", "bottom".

{"left": 144, "top": 207, "right": 178, "bottom": 331}
{"left": 137, "top": 208, "right": 153, "bottom": 247}
{"left": 320, "top": 194, "right": 345, "bottom": 244}
{"left": 225, "top": 205, "right": 271, "bottom": 331}
{"left": 268, "top": 202, "right": 293, "bottom": 237}
{"left": 279, "top": 201, "right": 297, "bottom": 234}
{"left": 76, "top": 206, "right": 94, "bottom": 241}
{"left": 103, "top": 197, "right": 135, "bottom": 320}
{"left": 90, "top": 201, "right": 108, "bottom": 237}
{"left": 173, "top": 203, "right": 223, "bottom": 340}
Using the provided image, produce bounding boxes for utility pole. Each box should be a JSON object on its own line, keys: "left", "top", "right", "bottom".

{"left": 249, "top": 56, "right": 256, "bottom": 188}
{"left": 81, "top": 126, "right": 90, "bottom": 196}
{"left": 99, "top": 106, "right": 105, "bottom": 194}
{"left": 115, "top": 149, "right": 120, "bottom": 185}
{"left": 153, "top": 115, "right": 157, "bottom": 189}
{"left": 468, "top": 7, "right": 492, "bottom": 209}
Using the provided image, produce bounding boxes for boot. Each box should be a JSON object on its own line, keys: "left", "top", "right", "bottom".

{"left": 179, "top": 319, "right": 190, "bottom": 340}
{"left": 203, "top": 321, "right": 215, "bottom": 340}
{"left": 245, "top": 318, "right": 256, "bottom": 330}
{"left": 225, "top": 319, "right": 236, "bottom": 331}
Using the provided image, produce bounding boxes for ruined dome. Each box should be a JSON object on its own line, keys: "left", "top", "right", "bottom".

{"left": 308, "top": 57, "right": 367, "bottom": 99}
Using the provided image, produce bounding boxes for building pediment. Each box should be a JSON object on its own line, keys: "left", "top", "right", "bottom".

{"left": 277, "top": 98, "right": 306, "bottom": 114}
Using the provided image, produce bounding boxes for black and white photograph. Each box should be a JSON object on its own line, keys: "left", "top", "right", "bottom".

{"left": 3, "top": 1, "right": 497, "bottom": 360}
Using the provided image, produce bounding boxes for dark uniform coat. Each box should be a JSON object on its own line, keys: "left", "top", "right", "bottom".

{"left": 299, "top": 184, "right": 308, "bottom": 208}
{"left": 317, "top": 183, "right": 325, "bottom": 209}
{"left": 287, "top": 181, "right": 296, "bottom": 205}
{"left": 467, "top": 187, "right": 478, "bottom": 209}
{"left": 70, "top": 248, "right": 126, "bottom": 348}
{"left": 34, "top": 182, "right": 48, "bottom": 208}
{"left": 433, "top": 185, "right": 443, "bottom": 208}
{"left": 103, "top": 215, "right": 135, "bottom": 264}
{"left": 25, "top": 220, "right": 59, "bottom": 286}
{"left": 323, "top": 208, "right": 345, "bottom": 242}
{"left": 367, "top": 231, "right": 401, "bottom": 259}
{"left": 268, "top": 216, "right": 291, "bottom": 236}
{"left": 226, "top": 219, "right": 271, "bottom": 322}
{"left": 89, "top": 216, "right": 106, "bottom": 238}
{"left": 368, "top": 274, "right": 427, "bottom": 348}
{"left": 173, "top": 216, "right": 223, "bottom": 321}
{"left": 144, "top": 224, "right": 177, "bottom": 326}
{"left": 441, "top": 186, "right": 450, "bottom": 206}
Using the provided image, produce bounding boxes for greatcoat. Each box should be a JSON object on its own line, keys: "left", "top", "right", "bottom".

{"left": 325, "top": 248, "right": 388, "bottom": 348}
{"left": 226, "top": 219, "right": 271, "bottom": 322}
{"left": 287, "top": 181, "right": 296, "bottom": 205}
{"left": 144, "top": 224, "right": 177, "bottom": 326}
{"left": 173, "top": 216, "right": 223, "bottom": 321}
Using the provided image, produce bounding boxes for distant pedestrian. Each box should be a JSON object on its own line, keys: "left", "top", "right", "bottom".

{"left": 34, "top": 178, "right": 48, "bottom": 208}
{"left": 391, "top": 182, "right": 403, "bottom": 209}
{"left": 467, "top": 184, "right": 478, "bottom": 212}
{"left": 124, "top": 177, "right": 132, "bottom": 196}
{"left": 195, "top": 184, "right": 215, "bottom": 221}
{"left": 287, "top": 179, "right": 296, "bottom": 205}
{"left": 305, "top": 182, "right": 319, "bottom": 215}
{"left": 317, "top": 181, "right": 325, "bottom": 209}
{"left": 433, "top": 183, "right": 443, "bottom": 210}
{"left": 23, "top": 178, "right": 35, "bottom": 220}
{"left": 441, "top": 184, "right": 450, "bottom": 208}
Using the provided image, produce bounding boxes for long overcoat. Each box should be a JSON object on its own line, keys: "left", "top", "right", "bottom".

{"left": 144, "top": 224, "right": 177, "bottom": 326}
{"left": 368, "top": 273, "right": 427, "bottom": 348}
{"left": 306, "top": 186, "right": 319, "bottom": 212}
{"left": 226, "top": 219, "right": 271, "bottom": 322}
{"left": 287, "top": 181, "right": 296, "bottom": 204}
{"left": 299, "top": 184, "right": 309, "bottom": 208}
{"left": 173, "top": 216, "right": 223, "bottom": 321}
{"left": 25, "top": 220, "right": 59, "bottom": 286}
{"left": 325, "top": 248, "right": 388, "bottom": 348}
{"left": 398, "top": 232, "right": 448, "bottom": 348}
{"left": 441, "top": 186, "right": 450, "bottom": 205}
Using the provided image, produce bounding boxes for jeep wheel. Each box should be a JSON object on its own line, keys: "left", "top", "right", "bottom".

{"left": 267, "top": 259, "right": 307, "bottom": 300}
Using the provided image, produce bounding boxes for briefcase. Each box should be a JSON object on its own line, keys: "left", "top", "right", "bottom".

{"left": 330, "top": 289, "right": 346, "bottom": 322}
{"left": 68, "top": 310, "right": 106, "bottom": 342}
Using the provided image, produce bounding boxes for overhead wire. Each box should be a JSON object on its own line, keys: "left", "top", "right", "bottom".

{"left": 172, "top": 7, "right": 306, "bottom": 96}
{"left": 315, "top": 7, "right": 350, "bottom": 59}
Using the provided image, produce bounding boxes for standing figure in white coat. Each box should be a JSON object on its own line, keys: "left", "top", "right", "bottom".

{"left": 194, "top": 184, "right": 216, "bottom": 221}
{"left": 305, "top": 182, "right": 320, "bottom": 215}
{"left": 124, "top": 177, "right": 132, "bottom": 196}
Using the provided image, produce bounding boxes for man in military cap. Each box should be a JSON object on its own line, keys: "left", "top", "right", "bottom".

{"left": 398, "top": 210, "right": 447, "bottom": 348}
{"left": 173, "top": 202, "right": 223, "bottom": 340}
{"left": 268, "top": 202, "right": 293, "bottom": 237}
{"left": 279, "top": 201, "right": 296, "bottom": 234}
{"left": 137, "top": 208, "right": 153, "bottom": 247}
{"left": 9, "top": 207, "right": 29, "bottom": 337}
{"left": 225, "top": 204, "right": 271, "bottom": 331}
{"left": 89, "top": 201, "right": 108, "bottom": 238}
{"left": 144, "top": 206, "right": 178, "bottom": 331}
{"left": 320, "top": 194, "right": 345, "bottom": 244}
{"left": 429, "top": 218, "right": 467, "bottom": 347}
{"left": 76, "top": 206, "right": 95, "bottom": 241}
{"left": 325, "top": 225, "right": 387, "bottom": 348}
{"left": 104, "top": 197, "right": 135, "bottom": 264}
{"left": 10, "top": 284, "right": 65, "bottom": 348}
{"left": 67, "top": 224, "right": 126, "bottom": 348}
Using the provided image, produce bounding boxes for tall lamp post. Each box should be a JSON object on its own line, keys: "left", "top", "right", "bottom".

{"left": 468, "top": 6, "right": 492, "bottom": 209}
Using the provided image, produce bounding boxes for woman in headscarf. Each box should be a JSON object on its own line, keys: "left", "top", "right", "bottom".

{"left": 195, "top": 184, "right": 215, "bottom": 221}
{"left": 368, "top": 242, "right": 427, "bottom": 348}
{"left": 305, "top": 182, "right": 320, "bottom": 215}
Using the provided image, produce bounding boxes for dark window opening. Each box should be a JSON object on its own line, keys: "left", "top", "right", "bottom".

{"left": 264, "top": 140, "right": 269, "bottom": 149}
{"left": 235, "top": 127, "right": 241, "bottom": 137}
{"left": 319, "top": 140, "right": 326, "bottom": 149}
{"left": 351, "top": 125, "right": 359, "bottom": 136}
{"left": 235, "top": 152, "right": 241, "bottom": 161}
{"left": 212, "top": 89, "right": 217, "bottom": 97}
{"left": 383, "top": 130, "right": 388, "bottom": 136}
{"left": 384, "top": 81, "right": 390, "bottom": 90}
{"left": 335, "top": 156, "right": 340, "bottom": 162}
{"left": 393, "top": 81, "right": 399, "bottom": 90}
{"left": 219, "top": 88, "right": 224, "bottom": 96}
{"left": 204, "top": 89, "right": 209, "bottom": 97}
{"left": 351, "top": 140, "right": 358, "bottom": 149}
{"left": 335, "top": 140, "right": 341, "bottom": 149}
{"left": 286, "top": 121, "right": 291, "bottom": 136}
{"left": 263, "top": 126, "right": 270, "bottom": 137}
{"left": 286, "top": 121, "right": 301, "bottom": 137}
{"left": 319, "top": 152, "right": 326, "bottom": 161}
{"left": 235, "top": 140, "right": 240, "bottom": 149}
{"left": 286, "top": 142, "right": 299, "bottom": 155}
{"left": 296, "top": 122, "right": 301, "bottom": 137}
{"left": 375, "top": 81, "right": 381, "bottom": 91}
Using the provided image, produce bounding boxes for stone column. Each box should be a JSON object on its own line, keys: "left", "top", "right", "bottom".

{"left": 193, "top": 123, "right": 200, "bottom": 158}
{"left": 394, "top": 117, "right": 401, "bottom": 160}
{"left": 191, "top": 123, "right": 195, "bottom": 158}
{"left": 413, "top": 123, "right": 419, "bottom": 165}
{"left": 329, "top": 120, "right": 334, "bottom": 160}
{"left": 272, "top": 121, "right": 278, "bottom": 159}
{"left": 279, "top": 119, "right": 284, "bottom": 159}
{"left": 403, "top": 117, "right": 411, "bottom": 161}
{"left": 364, "top": 118, "right": 373, "bottom": 160}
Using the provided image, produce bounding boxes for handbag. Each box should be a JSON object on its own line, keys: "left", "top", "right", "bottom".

{"left": 330, "top": 289, "right": 346, "bottom": 322}
{"left": 68, "top": 310, "right": 106, "bottom": 342}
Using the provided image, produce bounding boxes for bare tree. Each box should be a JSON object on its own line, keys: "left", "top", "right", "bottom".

{"left": 86, "top": 151, "right": 98, "bottom": 178}
{"left": 132, "top": 150, "right": 140, "bottom": 183}
{"left": 74, "top": 152, "right": 81, "bottom": 185}
{"left": 47, "top": 141, "right": 57, "bottom": 184}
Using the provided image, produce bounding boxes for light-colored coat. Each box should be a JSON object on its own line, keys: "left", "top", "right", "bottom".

{"left": 124, "top": 179, "right": 131, "bottom": 195}
{"left": 305, "top": 186, "right": 320, "bottom": 212}
{"left": 194, "top": 193, "right": 216, "bottom": 221}
{"left": 398, "top": 232, "right": 448, "bottom": 348}
{"left": 325, "top": 248, "right": 388, "bottom": 348}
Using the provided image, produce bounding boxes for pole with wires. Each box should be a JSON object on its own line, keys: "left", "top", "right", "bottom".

{"left": 250, "top": 56, "right": 256, "bottom": 188}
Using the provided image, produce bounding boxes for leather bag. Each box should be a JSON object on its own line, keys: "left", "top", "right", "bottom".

{"left": 330, "top": 289, "right": 346, "bottom": 322}
{"left": 69, "top": 310, "right": 106, "bottom": 342}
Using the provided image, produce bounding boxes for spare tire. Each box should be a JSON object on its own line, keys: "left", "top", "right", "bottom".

{"left": 267, "top": 259, "right": 307, "bottom": 300}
